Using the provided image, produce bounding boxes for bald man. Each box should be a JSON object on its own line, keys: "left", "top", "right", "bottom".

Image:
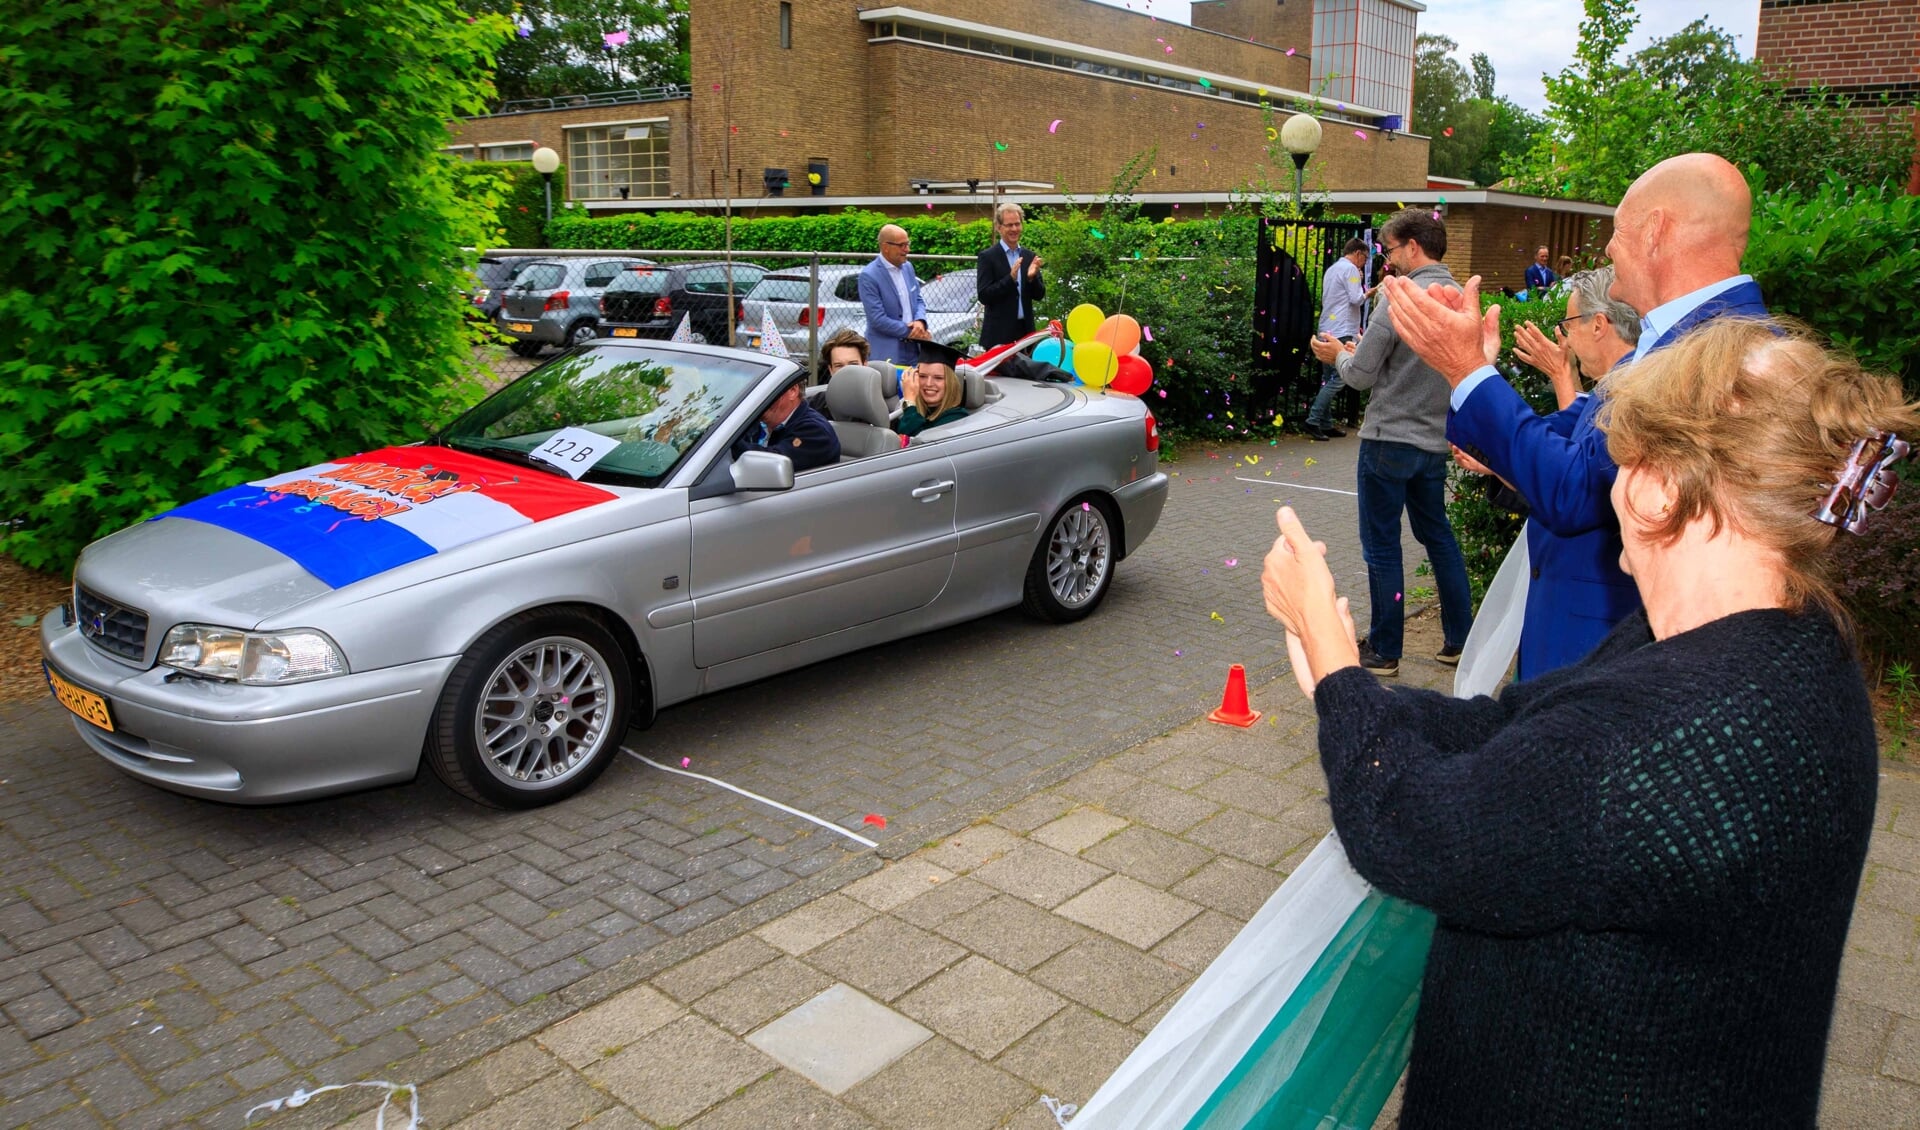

{"left": 1385, "top": 152, "right": 1769, "bottom": 679}
{"left": 857, "top": 224, "right": 931, "bottom": 365}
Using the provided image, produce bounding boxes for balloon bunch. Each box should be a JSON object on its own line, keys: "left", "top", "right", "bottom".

{"left": 1032, "top": 305, "right": 1155, "bottom": 395}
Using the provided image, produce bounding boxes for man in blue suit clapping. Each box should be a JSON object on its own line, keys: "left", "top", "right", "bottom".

{"left": 858, "top": 224, "right": 930, "bottom": 366}
{"left": 1383, "top": 153, "right": 1769, "bottom": 680}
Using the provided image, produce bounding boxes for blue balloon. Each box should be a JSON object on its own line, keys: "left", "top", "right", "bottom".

{"left": 1033, "top": 338, "right": 1065, "bottom": 368}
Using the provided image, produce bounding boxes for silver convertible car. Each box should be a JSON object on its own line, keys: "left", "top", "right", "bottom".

{"left": 39, "top": 341, "right": 1168, "bottom": 807}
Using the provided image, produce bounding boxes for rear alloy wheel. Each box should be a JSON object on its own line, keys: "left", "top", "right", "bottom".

{"left": 566, "top": 320, "right": 598, "bottom": 347}
{"left": 508, "top": 340, "right": 543, "bottom": 358}
{"left": 1022, "top": 496, "right": 1116, "bottom": 622}
{"left": 427, "top": 610, "right": 632, "bottom": 808}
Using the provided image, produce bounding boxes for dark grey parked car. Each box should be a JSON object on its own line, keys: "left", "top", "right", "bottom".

{"left": 497, "top": 257, "right": 649, "bottom": 357}
{"left": 598, "top": 261, "right": 768, "bottom": 345}
{"left": 466, "top": 255, "right": 544, "bottom": 322}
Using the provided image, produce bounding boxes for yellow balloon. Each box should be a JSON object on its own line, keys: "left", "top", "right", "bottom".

{"left": 1066, "top": 303, "right": 1106, "bottom": 345}
{"left": 1075, "top": 342, "right": 1117, "bottom": 389}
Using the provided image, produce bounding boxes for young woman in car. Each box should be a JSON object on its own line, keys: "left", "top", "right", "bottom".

{"left": 895, "top": 339, "right": 969, "bottom": 437}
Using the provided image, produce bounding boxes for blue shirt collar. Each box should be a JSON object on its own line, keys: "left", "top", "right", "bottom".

{"left": 1639, "top": 274, "right": 1754, "bottom": 349}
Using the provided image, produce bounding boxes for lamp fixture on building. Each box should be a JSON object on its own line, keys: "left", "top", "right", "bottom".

{"left": 910, "top": 179, "right": 930, "bottom": 194}
{"left": 965, "top": 177, "right": 980, "bottom": 192}
{"left": 763, "top": 168, "right": 789, "bottom": 196}
{"left": 1379, "top": 114, "right": 1402, "bottom": 142}
{"left": 532, "top": 146, "right": 561, "bottom": 227}
{"left": 1279, "top": 114, "right": 1322, "bottom": 212}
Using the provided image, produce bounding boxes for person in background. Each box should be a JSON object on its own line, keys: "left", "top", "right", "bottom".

{"left": 1555, "top": 254, "right": 1575, "bottom": 284}
{"left": 1306, "top": 210, "right": 1474, "bottom": 677}
{"left": 1524, "top": 245, "right": 1557, "bottom": 293}
{"left": 1390, "top": 152, "right": 1770, "bottom": 679}
{"left": 1303, "top": 238, "right": 1372, "bottom": 441}
{"left": 819, "top": 327, "right": 871, "bottom": 380}
{"left": 1263, "top": 316, "right": 1914, "bottom": 1128}
{"left": 1452, "top": 267, "right": 1641, "bottom": 678}
{"left": 858, "top": 224, "right": 929, "bottom": 365}
{"left": 976, "top": 202, "right": 1046, "bottom": 349}
{"left": 895, "top": 340, "right": 969, "bottom": 437}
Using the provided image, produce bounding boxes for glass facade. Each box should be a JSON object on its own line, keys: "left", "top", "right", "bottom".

{"left": 567, "top": 123, "right": 671, "bottom": 200}
{"left": 1311, "top": 0, "right": 1416, "bottom": 123}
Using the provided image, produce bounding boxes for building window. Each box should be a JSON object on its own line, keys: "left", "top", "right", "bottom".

{"left": 441, "top": 145, "right": 478, "bottom": 161}
{"left": 779, "top": 2, "right": 792, "bottom": 49}
{"left": 567, "top": 123, "right": 670, "bottom": 201}
{"left": 482, "top": 142, "right": 535, "bottom": 161}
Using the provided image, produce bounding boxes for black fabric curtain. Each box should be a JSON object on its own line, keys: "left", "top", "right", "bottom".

{"left": 1253, "top": 225, "right": 1316, "bottom": 425}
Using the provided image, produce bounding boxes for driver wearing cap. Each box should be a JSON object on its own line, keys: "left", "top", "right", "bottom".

{"left": 732, "top": 374, "right": 840, "bottom": 471}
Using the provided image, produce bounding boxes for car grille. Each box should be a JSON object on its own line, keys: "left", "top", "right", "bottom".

{"left": 75, "top": 586, "right": 149, "bottom": 663}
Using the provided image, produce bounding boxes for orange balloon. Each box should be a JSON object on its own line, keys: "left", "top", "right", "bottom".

{"left": 1094, "top": 314, "right": 1142, "bottom": 357}
{"left": 1109, "top": 353, "right": 1153, "bottom": 395}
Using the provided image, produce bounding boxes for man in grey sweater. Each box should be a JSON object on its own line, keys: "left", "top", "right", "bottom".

{"left": 1308, "top": 210, "right": 1473, "bottom": 676}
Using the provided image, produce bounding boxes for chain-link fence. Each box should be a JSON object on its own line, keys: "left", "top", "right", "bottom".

{"left": 471, "top": 248, "right": 981, "bottom": 389}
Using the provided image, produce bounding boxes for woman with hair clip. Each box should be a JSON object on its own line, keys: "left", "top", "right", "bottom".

{"left": 1261, "top": 317, "right": 1916, "bottom": 1126}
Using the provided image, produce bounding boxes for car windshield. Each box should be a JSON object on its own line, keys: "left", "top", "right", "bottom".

{"left": 923, "top": 273, "right": 978, "bottom": 312}
{"left": 603, "top": 265, "right": 672, "bottom": 295}
{"left": 439, "top": 346, "right": 775, "bottom": 486}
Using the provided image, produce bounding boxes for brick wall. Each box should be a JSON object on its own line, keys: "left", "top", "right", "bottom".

{"left": 1446, "top": 204, "right": 1614, "bottom": 292}
{"left": 1189, "top": 0, "right": 1316, "bottom": 59}
{"left": 1756, "top": 0, "right": 1920, "bottom": 100}
{"left": 450, "top": 99, "right": 693, "bottom": 198}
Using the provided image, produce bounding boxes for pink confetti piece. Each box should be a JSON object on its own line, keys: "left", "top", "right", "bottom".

{"left": 1354, "top": 130, "right": 1368, "bottom": 139}
{"left": 680, "top": 757, "right": 691, "bottom": 768}
{"left": 1174, "top": 649, "right": 1183, "bottom": 656}
{"left": 1143, "top": 325, "right": 1154, "bottom": 341}
{"left": 1082, "top": 502, "right": 1092, "bottom": 511}
{"left": 1049, "top": 119, "right": 1062, "bottom": 133}
{"left": 1224, "top": 557, "right": 1239, "bottom": 568}
{"left": 1394, "top": 592, "right": 1403, "bottom": 601}
{"left": 1286, "top": 47, "right": 1297, "bottom": 56}
{"left": 603, "top": 29, "right": 630, "bottom": 47}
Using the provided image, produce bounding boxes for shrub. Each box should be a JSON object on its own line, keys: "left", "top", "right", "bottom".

{"left": 0, "top": 0, "right": 507, "bottom": 572}
{"left": 456, "top": 160, "right": 564, "bottom": 249}
{"left": 1833, "top": 490, "right": 1920, "bottom": 671}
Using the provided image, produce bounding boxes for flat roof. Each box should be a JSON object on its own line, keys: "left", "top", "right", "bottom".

{"left": 579, "top": 189, "right": 1615, "bottom": 218}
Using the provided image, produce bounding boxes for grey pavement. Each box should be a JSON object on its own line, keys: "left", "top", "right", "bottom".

{"left": 4, "top": 432, "right": 1914, "bottom": 1128}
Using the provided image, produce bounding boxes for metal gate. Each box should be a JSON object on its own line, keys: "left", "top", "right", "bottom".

{"left": 1255, "top": 217, "right": 1377, "bottom": 430}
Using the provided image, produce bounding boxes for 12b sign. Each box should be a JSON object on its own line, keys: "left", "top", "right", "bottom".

{"left": 529, "top": 427, "right": 616, "bottom": 479}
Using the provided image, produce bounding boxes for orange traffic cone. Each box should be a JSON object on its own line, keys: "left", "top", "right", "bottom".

{"left": 1207, "top": 663, "right": 1262, "bottom": 727}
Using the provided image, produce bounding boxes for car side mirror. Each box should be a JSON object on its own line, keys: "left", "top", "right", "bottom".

{"left": 728, "top": 449, "right": 795, "bottom": 492}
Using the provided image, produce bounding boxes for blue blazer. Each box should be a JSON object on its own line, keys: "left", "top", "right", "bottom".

{"left": 857, "top": 256, "right": 928, "bottom": 365}
{"left": 1449, "top": 280, "right": 1769, "bottom": 680}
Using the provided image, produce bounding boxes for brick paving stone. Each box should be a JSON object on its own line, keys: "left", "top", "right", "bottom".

{"left": 416, "top": 1041, "right": 567, "bottom": 1127}
{"left": 919, "top": 824, "right": 1025, "bottom": 875}
{"left": 589, "top": 1014, "right": 776, "bottom": 1126}
{"left": 693, "top": 956, "right": 835, "bottom": 1035}
{"left": 3, "top": 987, "right": 80, "bottom": 1039}
{"left": 893, "top": 956, "right": 1064, "bottom": 1058}
{"left": 969, "top": 844, "right": 1109, "bottom": 910}
{"left": 843, "top": 1037, "right": 1035, "bottom": 1130}
{"left": 807, "top": 918, "right": 966, "bottom": 1003}
{"left": 842, "top": 862, "right": 960, "bottom": 913}
{"left": 1056, "top": 875, "right": 1204, "bottom": 950}
{"left": 685, "top": 1071, "right": 878, "bottom": 1130}
{"left": 931, "top": 895, "right": 1089, "bottom": 974}
{"left": 755, "top": 895, "right": 876, "bottom": 957}
{"left": 1151, "top": 909, "right": 1246, "bottom": 974}
{"left": 539, "top": 985, "right": 684, "bottom": 1069}
{"left": 1029, "top": 809, "right": 1131, "bottom": 856}
{"left": 1171, "top": 856, "right": 1287, "bottom": 921}
{"left": 446, "top": 1068, "right": 614, "bottom": 1130}
{"left": 1080, "top": 824, "right": 1215, "bottom": 888}
{"left": 1031, "top": 937, "right": 1189, "bottom": 1024}
{"left": 995, "top": 1004, "right": 1143, "bottom": 1103}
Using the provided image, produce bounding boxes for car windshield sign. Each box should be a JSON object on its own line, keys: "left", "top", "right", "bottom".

{"left": 441, "top": 347, "right": 774, "bottom": 486}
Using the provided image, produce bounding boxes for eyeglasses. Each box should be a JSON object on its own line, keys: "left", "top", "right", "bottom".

{"left": 1554, "top": 312, "right": 1600, "bottom": 333}
{"left": 883, "top": 240, "right": 910, "bottom": 248}
{"left": 1382, "top": 241, "right": 1406, "bottom": 255}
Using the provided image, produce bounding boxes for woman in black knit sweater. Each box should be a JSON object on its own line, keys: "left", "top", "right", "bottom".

{"left": 1261, "top": 319, "right": 1917, "bottom": 1127}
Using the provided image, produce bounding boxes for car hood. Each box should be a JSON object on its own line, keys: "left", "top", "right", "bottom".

{"left": 78, "top": 445, "right": 626, "bottom": 627}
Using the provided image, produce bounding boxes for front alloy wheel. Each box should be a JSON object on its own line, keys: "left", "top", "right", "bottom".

{"left": 1022, "top": 497, "right": 1115, "bottom": 622}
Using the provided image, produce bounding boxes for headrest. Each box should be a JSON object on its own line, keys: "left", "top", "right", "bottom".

{"left": 959, "top": 366, "right": 991, "bottom": 409}
{"left": 825, "top": 365, "right": 891, "bottom": 429}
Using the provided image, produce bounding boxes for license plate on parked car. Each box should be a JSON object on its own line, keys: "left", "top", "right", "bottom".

{"left": 508, "top": 322, "right": 534, "bottom": 334}
{"left": 612, "top": 328, "right": 638, "bottom": 338}
{"left": 44, "top": 662, "right": 114, "bottom": 732}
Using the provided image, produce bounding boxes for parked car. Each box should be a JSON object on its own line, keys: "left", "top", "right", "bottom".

{"left": 40, "top": 340, "right": 1167, "bottom": 809}
{"left": 737, "top": 266, "right": 982, "bottom": 358}
{"left": 466, "top": 255, "right": 544, "bottom": 322}
{"left": 597, "top": 261, "right": 768, "bottom": 345}
{"left": 496, "top": 257, "right": 650, "bottom": 357}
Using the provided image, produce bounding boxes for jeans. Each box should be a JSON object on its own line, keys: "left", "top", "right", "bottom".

{"left": 1356, "top": 440, "right": 1474, "bottom": 659}
{"left": 1306, "top": 335, "right": 1353, "bottom": 427}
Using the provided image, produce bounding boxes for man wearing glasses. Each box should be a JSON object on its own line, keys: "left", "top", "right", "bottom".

{"left": 858, "top": 224, "right": 931, "bottom": 365}
{"left": 1307, "top": 210, "right": 1474, "bottom": 678}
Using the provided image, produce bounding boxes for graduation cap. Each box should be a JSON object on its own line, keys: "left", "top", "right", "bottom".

{"left": 915, "top": 339, "right": 965, "bottom": 369}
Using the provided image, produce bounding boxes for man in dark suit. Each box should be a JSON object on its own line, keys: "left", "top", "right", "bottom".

{"left": 731, "top": 374, "right": 840, "bottom": 471}
{"left": 975, "top": 202, "right": 1045, "bottom": 349}
{"left": 1385, "top": 152, "right": 1768, "bottom": 678}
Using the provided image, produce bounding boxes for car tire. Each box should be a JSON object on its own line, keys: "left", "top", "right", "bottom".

{"left": 566, "top": 319, "right": 598, "bottom": 348}
{"left": 426, "top": 609, "right": 633, "bottom": 808}
{"left": 508, "top": 340, "right": 543, "bottom": 358}
{"left": 1021, "top": 495, "right": 1117, "bottom": 623}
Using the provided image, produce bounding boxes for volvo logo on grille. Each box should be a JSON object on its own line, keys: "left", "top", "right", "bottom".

{"left": 83, "top": 615, "right": 106, "bottom": 638}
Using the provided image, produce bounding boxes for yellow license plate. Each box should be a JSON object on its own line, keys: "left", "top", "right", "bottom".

{"left": 45, "top": 662, "right": 114, "bottom": 732}
{"left": 750, "top": 336, "right": 762, "bottom": 349}
{"left": 612, "top": 327, "right": 638, "bottom": 338}
{"left": 508, "top": 322, "right": 534, "bottom": 334}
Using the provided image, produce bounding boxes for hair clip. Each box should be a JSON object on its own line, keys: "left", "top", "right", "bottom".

{"left": 1812, "top": 432, "right": 1910, "bottom": 535}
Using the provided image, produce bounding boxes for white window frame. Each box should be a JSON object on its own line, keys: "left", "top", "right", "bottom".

{"left": 563, "top": 118, "right": 672, "bottom": 201}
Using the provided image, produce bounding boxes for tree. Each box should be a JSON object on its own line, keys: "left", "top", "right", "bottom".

{"left": 1470, "top": 52, "right": 1496, "bottom": 102}
{"left": 1416, "top": 37, "right": 1544, "bottom": 186}
{"left": 1478, "top": 98, "right": 1547, "bottom": 188}
{"left": 465, "top": 0, "right": 689, "bottom": 104}
{"left": 1507, "top": 0, "right": 1912, "bottom": 202}
{"left": 1413, "top": 34, "right": 1470, "bottom": 136}
{"left": 0, "top": 0, "right": 508, "bottom": 570}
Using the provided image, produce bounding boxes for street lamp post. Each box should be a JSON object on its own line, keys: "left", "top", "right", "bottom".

{"left": 532, "top": 146, "right": 561, "bottom": 235}
{"left": 1279, "top": 115, "right": 1323, "bottom": 214}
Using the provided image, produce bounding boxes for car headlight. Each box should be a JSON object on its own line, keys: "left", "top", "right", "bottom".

{"left": 159, "top": 625, "right": 349, "bottom": 684}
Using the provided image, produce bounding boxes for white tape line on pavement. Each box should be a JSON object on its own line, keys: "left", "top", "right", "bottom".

{"left": 622, "top": 746, "right": 880, "bottom": 849}
{"left": 1234, "top": 476, "right": 1357, "bottom": 496}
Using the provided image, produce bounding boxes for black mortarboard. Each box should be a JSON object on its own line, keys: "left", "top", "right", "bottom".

{"left": 915, "top": 339, "right": 965, "bottom": 369}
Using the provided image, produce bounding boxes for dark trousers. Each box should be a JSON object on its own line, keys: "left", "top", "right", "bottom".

{"left": 1356, "top": 440, "right": 1474, "bottom": 659}
{"left": 1306, "top": 335, "right": 1354, "bottom": 427}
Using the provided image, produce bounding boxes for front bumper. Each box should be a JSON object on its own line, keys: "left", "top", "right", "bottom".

{"left": 1114, "top": 471, "right": 1170, "bottom": 557}
{"left": 40, "top": 611, "right": 457, "bottom": 804}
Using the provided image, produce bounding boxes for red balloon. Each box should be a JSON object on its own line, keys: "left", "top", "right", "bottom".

{"left": 1110, "top": 353, "right": 1153, "bottom": 395}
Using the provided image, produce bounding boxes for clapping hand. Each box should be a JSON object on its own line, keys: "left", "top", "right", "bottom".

{"left": 1262, "top": 507, "right": 1359, "bottom": 697}
{"left": 1027, "top": 255, "right": 1043, "bottom": 277}
{"left": 1383, "top": 274, "right": 1501, "bottom": 387}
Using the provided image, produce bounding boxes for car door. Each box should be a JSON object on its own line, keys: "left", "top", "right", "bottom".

{"left": 687, "top": 447, "right": 958, "bottom": 668}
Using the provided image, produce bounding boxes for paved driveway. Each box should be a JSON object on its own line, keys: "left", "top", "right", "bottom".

{"left": 0, "top": 436, "right": 1419, "bottom": 1127}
